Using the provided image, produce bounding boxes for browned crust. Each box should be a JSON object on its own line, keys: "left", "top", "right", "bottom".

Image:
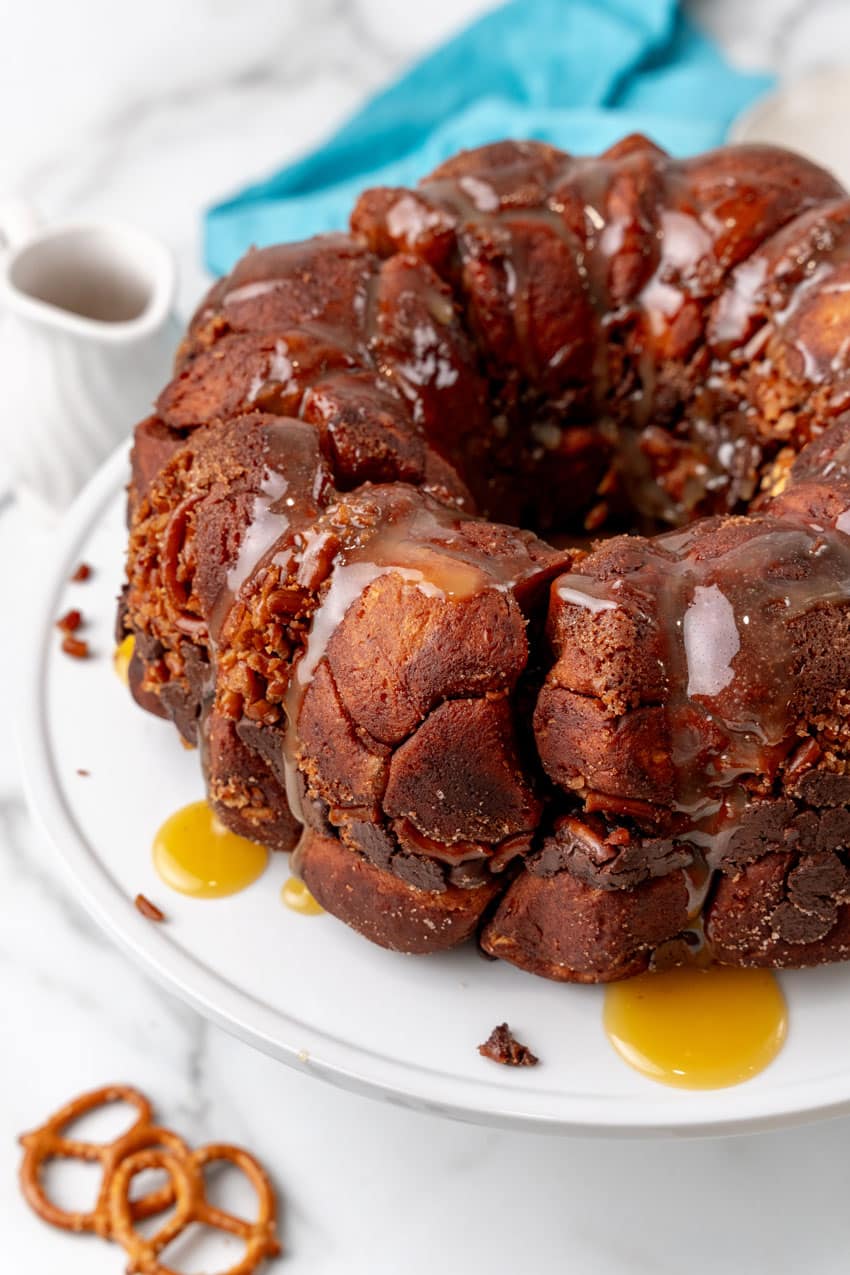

{"left": 480, "top": 867, "right": 690, "bottom": 982}
{"left": 297, "top": 829, "right": 500, "bottom": 954}
{"left": 707, "top": 852, "right": 850, "bottom": 966}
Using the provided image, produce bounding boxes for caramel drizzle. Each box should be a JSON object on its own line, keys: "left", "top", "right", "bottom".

{"left": 208, "top": 417, "right": 329, "bottom": 643}
{"left": 279, "top": 494, "right": 549, "bottom": 828}
{"left": 413, "top": 154, "right": 705, "bottom": 386}
{"left": 410, "top": 150, "right": 850, "bottom": 529}
{"left": 564, "top": 515, "right": 850, "bottom": 851}
{"left": 172, "top": 144, "right": 850, "bottom": 894}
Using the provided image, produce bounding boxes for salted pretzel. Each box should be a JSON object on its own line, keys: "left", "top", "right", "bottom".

{"left": 18, "top": 1084, "right": 185, "bottom": 1236}
{"left": 108, "top": 1142, "right": 281, "bottom": 1275}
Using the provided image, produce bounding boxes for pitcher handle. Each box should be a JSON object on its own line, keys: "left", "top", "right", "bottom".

{"left": 0, "top": 197, "right": 40, "bottom": 259}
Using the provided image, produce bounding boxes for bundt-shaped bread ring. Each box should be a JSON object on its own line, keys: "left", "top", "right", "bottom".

{"left": 120, "top": 135, "right": 850, "bottom": 981}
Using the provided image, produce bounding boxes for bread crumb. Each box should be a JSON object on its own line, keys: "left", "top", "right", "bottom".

{"left": 478, "top": 1023, "right": 538, "bottom": 1067}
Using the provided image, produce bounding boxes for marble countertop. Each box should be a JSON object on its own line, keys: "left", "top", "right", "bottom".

{"left": 4, "top": 1, "right": 850, "bottom": 1270}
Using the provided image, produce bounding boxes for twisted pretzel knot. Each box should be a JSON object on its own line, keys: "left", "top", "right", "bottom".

{"left": 108, "top": 1143, "right": 281, "bottom": 1275}
{"left": 18, "top": 1085, "right": 185, "bottom": 1236}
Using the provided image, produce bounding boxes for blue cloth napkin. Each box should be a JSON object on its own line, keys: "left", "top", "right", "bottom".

{"left": 205, "top": 0, "right": 772, "bottom": 276}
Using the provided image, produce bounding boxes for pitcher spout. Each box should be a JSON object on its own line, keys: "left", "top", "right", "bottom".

{"left": 1, "top": 214, "right": 176, "bottom": 344}
{"left": 0, "top": 206, "right": 180, "bottom": 514}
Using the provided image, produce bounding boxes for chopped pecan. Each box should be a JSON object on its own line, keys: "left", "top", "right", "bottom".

{"left": 61, "top": 636, "right": 90, "bottom": 659}
{"left": 56, "top": 609, "right": 82, "bottom": 633}
{"left": 134, "top": 894, "right": 166, "bottom": 922}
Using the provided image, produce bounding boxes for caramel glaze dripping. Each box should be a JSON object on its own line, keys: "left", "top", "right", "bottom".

{"left": 279, "top": 487, "right": 567, "bottom": 832}
{"left": 651, "top": 515, "right": 850, "bottom": 823}
{"left": 541, "top": 487, "right": 850, "bottom": 948}
{"left": 208, "top": 418, "right": 334, "bottom": 645}
{"left": 121, "top": 137, "right": 850, "bottom": 980}
{"left": 194, "top": 419, "right": 567, "bottom": 857}
{"left": 187, "top": 416, "right": 335, "bottom": 838}
{"left": 363, "top": 138, "right": 847, "bottom": 531}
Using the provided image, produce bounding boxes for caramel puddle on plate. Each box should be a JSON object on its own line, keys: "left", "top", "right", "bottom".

{"left": 113, "top": 634, "right": 134, "bottom": 685}
{"left": 603, "top": 965, "right": 787, "bottom": 1088}
{"left": 153, "top": 801, "right": 268, "bottom": 898}
{"left": 281, "top": 876, "right": 324, "bottom": 916}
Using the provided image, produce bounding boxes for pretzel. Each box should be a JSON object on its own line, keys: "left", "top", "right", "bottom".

{"left": 108, "top": 1143, "right": 281, "bottom": 1275}
{"left": 18, "top": 1085, "right": 184, "bottom": 1236}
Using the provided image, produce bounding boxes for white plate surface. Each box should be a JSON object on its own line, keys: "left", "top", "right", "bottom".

{"left": 19, "top": 446, "right": 850, "bottom": 1137}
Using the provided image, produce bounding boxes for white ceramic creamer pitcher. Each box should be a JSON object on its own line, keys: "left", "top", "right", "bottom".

{"left": 0, "top": 199, "right": 181, "bottom": 514}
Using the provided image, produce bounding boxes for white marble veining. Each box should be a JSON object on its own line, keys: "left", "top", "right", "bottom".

{"left": 4, "top": 1, "right": 850, "bottom": 1270}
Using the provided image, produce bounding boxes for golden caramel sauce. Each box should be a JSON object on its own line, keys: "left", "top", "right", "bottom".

{"left": 113, "top": 634, "right": 135, "bottom": 686}
{"left": 281, "top": 876, "right": 324, "bottom": 916}
{"left": 604, "top": 965, "right": 787, "bottom": 1089}
{"left": 152, "top": 801, "right": 268, "bottom": 898}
